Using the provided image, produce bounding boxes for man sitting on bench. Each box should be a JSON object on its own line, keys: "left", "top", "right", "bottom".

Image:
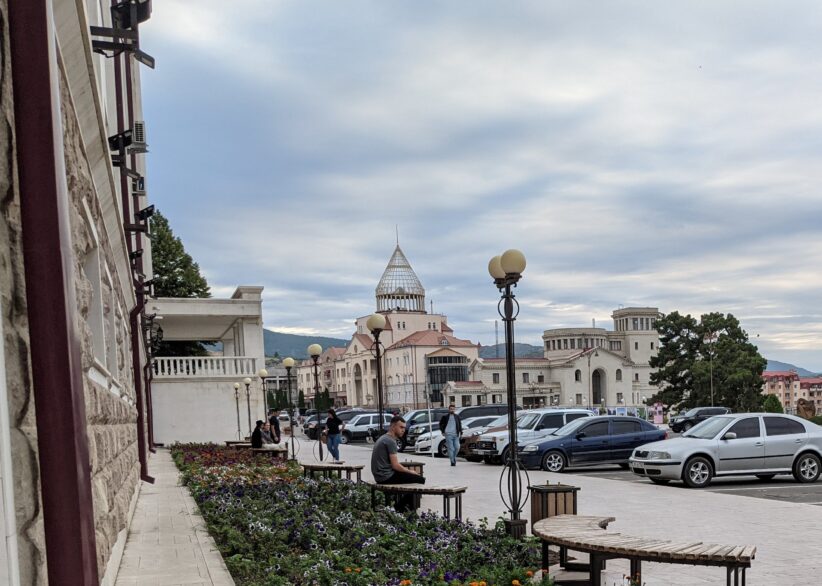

{"left": 371, "top": 415, "right": 425, "bottom": 512}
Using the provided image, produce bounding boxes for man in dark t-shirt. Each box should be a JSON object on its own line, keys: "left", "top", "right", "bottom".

{"left": 371, "top": 416, "right": 424, "bottom": 511}
{"left": 267, "top": 409, "right": 281, "bottom": 443}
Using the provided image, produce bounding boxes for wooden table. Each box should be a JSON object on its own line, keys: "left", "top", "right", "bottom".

{"left": 301, "top": 462, "right": 365, "bottom": 482}
{"left": 400, "top": 460, "right": 426, "bottom": 475}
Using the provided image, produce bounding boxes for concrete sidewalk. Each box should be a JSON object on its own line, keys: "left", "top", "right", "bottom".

{"left": 312, "top": 436, "right": 822, "bottom": 586}
{"left": 114, "top": 451, "right": 234, "bottom": 586}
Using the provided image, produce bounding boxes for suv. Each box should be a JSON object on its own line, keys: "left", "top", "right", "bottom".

{"left": 342, "top": 412, "right": 393, "bottom": 443}
{"left": 402, "top": 408, "right": 450, "bottom": 451}
{"left": 474, "top": 408, "right": 594, "bottom": 463}
{"left": 669, "top": 407, "right": 731, "bottom": 433}
{"left": 455, "top": 403, "right": 516, "bottom": 420}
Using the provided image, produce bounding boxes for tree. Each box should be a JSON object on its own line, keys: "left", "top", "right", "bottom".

{"left": 149, "top": 210, "right": 211, "bottom": 356}
{"left": 649, "top": 312, "right": 767, "bottom": 412}
{"left": 298, "top": 390, "right": 306, "bottom": 410}
{"left": 763, "top": 394, "right": 783, "bottom": 413}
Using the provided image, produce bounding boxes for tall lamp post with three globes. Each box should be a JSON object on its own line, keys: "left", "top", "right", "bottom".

{"left": 257, "top": 368, "right": 269, "bottom": 419}
{"left": 488, "top": 249, "right": 529, "bottom": 538}
{"left": 366, "top": 313, "right": 387, "bottom": 434}
{"left": 308, "top": 344, "right": 324, "bottom": 460}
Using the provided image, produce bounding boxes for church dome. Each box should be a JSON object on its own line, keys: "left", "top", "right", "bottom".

{"left": 376, "top": 245, "right": 426, "bottom": 312}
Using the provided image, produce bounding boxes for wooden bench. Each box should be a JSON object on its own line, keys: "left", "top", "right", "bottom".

{"left": 302, "top": 462, "right": 365, "bottom": 482}
{"left": 533, "top": 515, "right": 756, "bottom": 586}
{"left": 250, "top": 445, "right": 289, "bottom": 461}
{"left": 365, "top": 481, "right": 466, "bottom": 520}
{"left": 224, "top": 440, "right": 249, "bottom": 446}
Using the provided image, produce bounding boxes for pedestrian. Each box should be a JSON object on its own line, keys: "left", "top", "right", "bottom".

{"left": 438, "top": 404, "right": 463, "bottom": 466}
{"left": 250, "top": 420, "right": 264, "bottom": 448}
{"left": 371, "top": 415, "right": 424, "bottom": 512}
{"left": 325, "top": 408, "right": 345, "bottom": 463}
{"left": 267, "top": 409, "right": 281, "bottom": 443}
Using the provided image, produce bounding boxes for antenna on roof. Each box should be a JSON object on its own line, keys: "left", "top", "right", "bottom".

{"left": 396, "top": 224, "right": 399, "bottom": 246}
{"left": 495, "top": 320, "right": 499, "bottom": 358}
{"left": 593, "top": 318, "right": 596, "bottom": 328}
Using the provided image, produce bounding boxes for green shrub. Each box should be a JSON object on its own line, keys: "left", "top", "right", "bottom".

{"left": 762, "top": 394, "right": 783, "bottom": 413}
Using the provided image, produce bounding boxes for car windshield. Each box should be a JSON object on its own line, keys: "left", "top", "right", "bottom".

{"left": 490, "top": 415, "right": 509, "bottom": 426}
{"left": 517, "top": 413, "right": 540, "bottom": 429}
{"left": 551, "top": 417, "right": 590, "bottom": 436}
{"left": 683, "top": 416, "right": 733, "bottom": 439}
{"left": 682, "top": 408, "right": 702, "bottom": 417}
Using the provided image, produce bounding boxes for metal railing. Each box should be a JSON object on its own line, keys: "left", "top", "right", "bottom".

{"left": 152, "top": 356, "right": 258, "bottom": 378}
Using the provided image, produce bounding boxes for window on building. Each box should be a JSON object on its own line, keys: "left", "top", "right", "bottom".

{"left": 537, "top": 374, "right": 545, "bottom": 383}
{"left": 545, "top": 342, "right": 550, "bottom": 351}
{"left": 575, "top": 394, "right": 583, "bottom": 405}
{"left": 617, "top": 392, "right": 624, "bottom": 403}
{"left": 635, "top": 342, "right": 639, "bottom": 350}
{"left": 651, "top": 342, "right": 655, "bottom": 350}
{"left": 462, "top": 395, "right": 472, "bottom": 406}
{"left": 476, "top": 394, "right": 484, "bottom": 405}
{"left": 616, "top": 369, "right": 622, "bottom": 381}
{"left": 492, "top": 373, "right": 500, "bottom": 384}
{"left": 578, "top": 338, "right": 583, "bottom": 348}
{"left": 563, "top": 339, "right": 568, "bottom": 350}
{"left": 635, "top": 373, "right": 640, "bottom": 382}
{"left": 570, "top": 339, "right": 576, "bottom": 349}
{"left": 522, "top": 372, "right": 530, "bottom": 383}
{"left": 633, "top": 318, "right": 638, "bottom": 330}
{"left": 575, "top": 369, "right": 582, "bottom": 382}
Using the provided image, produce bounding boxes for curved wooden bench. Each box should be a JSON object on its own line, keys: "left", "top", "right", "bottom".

{"left": 250, "top": 445, "right": 289, "bottom": 461}
{"left": 365, "top": 481, "right": 466, "bottom": 520}
{"left": 533, "top": 515, "right": 755, "bottom": 586}
{"left": 301, "top": 462, "right": 364, "bottom": 482}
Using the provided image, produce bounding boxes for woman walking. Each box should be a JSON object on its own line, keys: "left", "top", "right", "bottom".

{"left": 325, "top": 408, "right": 345, "bottom": 463}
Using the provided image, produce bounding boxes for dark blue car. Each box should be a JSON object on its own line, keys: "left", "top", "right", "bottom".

{"left": 518, "top": 416, "right": 666, "bottom": 472}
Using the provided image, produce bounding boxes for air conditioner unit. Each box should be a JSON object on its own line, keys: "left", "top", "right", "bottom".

{"left": 128, "top": 121, "right": 148, "bottom": 153}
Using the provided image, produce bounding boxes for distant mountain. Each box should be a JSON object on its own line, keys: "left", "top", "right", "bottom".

{"left": 479, "top": 343, "right": 544, "bottom": 359}
{"left": 766, "top": 360, "right": 820, "bottom": 377}
{"left": 264, "top": 330, "right": 349, "bottom": 358}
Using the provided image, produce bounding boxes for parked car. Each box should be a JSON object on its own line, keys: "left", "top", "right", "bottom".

{"left": 629, "top": 413, "right": 822, "bottom": 488}
{"left": 519, "top": 416, "right": 666, "bottom": 472}
{"left": 414, "top": 415, "right": 501, "bottom": 457}
{"left": 669, "top": 407, "right": 731, "bottom": 433}
{"left": 303, "top": 415, "right": 320, "bottom": 438}
{"left": 342, "top": 412, "right": 393, "bottom": 443}
{"left": 402, "top": 408, "right": 449, "bottom": 450}
{"left": 454, "top": 403, "right": 516, "bottom": 420}
{"left": 474, "top": 409, "right": 594, "bottom": 463}
{"left": 461, "top": 414, "right": 511, "bottom": 461}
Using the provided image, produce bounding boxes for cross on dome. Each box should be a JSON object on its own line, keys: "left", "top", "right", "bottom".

{"left": 375, "top": 245, "right": 426, "bottom": 313}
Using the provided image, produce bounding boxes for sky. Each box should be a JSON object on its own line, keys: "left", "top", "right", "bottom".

{"left": 142, "top": 1, "right": 822, "bottom": 372}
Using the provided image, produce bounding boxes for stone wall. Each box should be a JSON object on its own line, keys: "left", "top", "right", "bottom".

{"left": 0, "top": 0, "right": 48, "bottom": 583}
{"left": 58, "top": 59, "right": 141, "bottom": 577}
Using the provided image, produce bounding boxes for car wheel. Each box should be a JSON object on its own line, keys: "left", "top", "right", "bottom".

{"left": 541, "top": 450, "right": 566, "bottom": 473}
{"left": 682, "top": 456, "right": 713, "bottom": 488}
{"left": 395, "top": 438, "right": 403, "bottom": 451}
{"left": 793, "top": 452, "right": 821, "bottom": 483}
{"left": 649, "top": 478, "right": 670, "bottom": 485}
{"left": 438, "top": 441, "right": 449, "bottom": 458}
{"left": 500, "top": 446, "right": 512, "bottom": 466}
{"left": 755, "top": 474, "right": 776, "bottom": 481}
{"left": 482, "top": 456, "right": 494, "bottom": 464}
{"left": 340, "top": 432, "right": 351, "bottom": 445}
{"left": 398, "top": 439, "right": 407, "bottom": 452}
{"left": 682, "top": 422, "right": 693, "bottom": 432}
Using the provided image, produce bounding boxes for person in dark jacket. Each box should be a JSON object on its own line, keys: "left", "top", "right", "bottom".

{"left": 267, "top": 409, "right": 281, "bottom": 443}
{"left": 438, "top": 405, "right": 463, "bottom": 466}
{"left": 325, "top": 408, "right": 345, "bottom": 462}
{"left": 250, "top": 420, "right": 264, "bottom": 448}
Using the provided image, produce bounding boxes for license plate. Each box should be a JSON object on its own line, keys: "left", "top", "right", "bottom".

{"left": 632, "top": 463, "right": 645, "bottom": 472}
{"left": 472, "top": 449, "right": 495, "bottom": 456}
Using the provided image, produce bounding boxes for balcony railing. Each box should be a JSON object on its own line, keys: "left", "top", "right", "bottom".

{"left": 152, "top": 356, "right": 258, "bottom": 378}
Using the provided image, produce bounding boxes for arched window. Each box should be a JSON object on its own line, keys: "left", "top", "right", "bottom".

{"left": 575, "top": 369, "right": 582, "bottom": 382}
{"left": 616, "top": 369, "right": 622, "bottom": 381}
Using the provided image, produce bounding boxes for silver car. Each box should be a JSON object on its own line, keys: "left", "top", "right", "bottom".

{"left": 629, "top": 413, "right": 822, "bottom": 488}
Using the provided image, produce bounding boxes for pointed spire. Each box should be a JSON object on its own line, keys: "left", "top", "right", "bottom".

{"left": 375, "top": 245, "right": 426, "bottom": 313}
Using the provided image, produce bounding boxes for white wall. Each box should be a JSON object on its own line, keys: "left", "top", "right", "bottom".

{"left": 152, "top": 380, "right": 267, "bottom": 443}
{"left": 0, "top": 295, "right": 20, "bottom": 586}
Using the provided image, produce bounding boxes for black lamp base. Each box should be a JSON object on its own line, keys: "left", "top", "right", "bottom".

{"left": 504, "top": 518, "right": 527, "bottom": 539}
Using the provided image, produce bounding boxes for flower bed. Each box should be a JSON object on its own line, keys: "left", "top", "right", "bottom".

{"left": 172, "top": 444, "right": 552, "bottom": 586}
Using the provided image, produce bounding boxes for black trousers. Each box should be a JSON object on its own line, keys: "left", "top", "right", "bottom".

{"left": 380, "top": 470, "right": 425, "bottom": 512}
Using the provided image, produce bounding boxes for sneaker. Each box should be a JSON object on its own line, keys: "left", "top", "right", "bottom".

{"left": 451, "top": 462, "right": 456, "bottom": 466}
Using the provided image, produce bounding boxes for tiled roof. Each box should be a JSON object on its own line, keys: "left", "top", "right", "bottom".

{"left": 387, "top": 330, "right": 476, "bottom": 349}
{"left": 762, "top": 371, "right": 800, "bottom": 379}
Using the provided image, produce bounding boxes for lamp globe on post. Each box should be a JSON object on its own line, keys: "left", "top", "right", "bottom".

{"left": 366, "top": 313, "right": 387, "bottom": 434}
{"left": 488, "top": 248, "right": 528, "bottom": 539}
{"left": 308, "top": 344, "right": 324, "bottom": 460}
{"left": 282, "top": 357, "right": 296, "bottom": 460}
{"left": 243, "top": 377, "right": 253, "bottom": 437}
{"left": 233, "top": 382, "right": 241, "bottom": 440}
{"left": 257, "top": 368, "right": 269, "bottom": 419}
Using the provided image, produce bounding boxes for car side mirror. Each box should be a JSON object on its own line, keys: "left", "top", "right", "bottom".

{"left": 575, "top": 432, "right": 586, "bottom": 440}
{"left": 722, "top": 432, "right": 737, "bottom": 441}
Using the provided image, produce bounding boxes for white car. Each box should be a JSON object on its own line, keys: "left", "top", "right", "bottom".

{"left": 341, "top": 413, "right": 392, "bottom": 443}
{"left": 474, "top": 408, "right": 594, "bottom": 463}
{"left": 414, "top": 415, "right": 502, "bottom": 457}
{"left": 630, "top": 413, "right": 822, "bottom": 488}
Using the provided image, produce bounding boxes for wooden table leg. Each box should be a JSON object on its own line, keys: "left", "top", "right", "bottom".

{"left": 629, "top": 558, "right": 641, "bottom": 582}
{"left": 456, "top": 494, "right": 462, "bottom": 520}
{"left": 541, "top": 540, "right": 550, "bottom": 572}
{"left": 590, "top": 553, "right": 603, "bottom": 586}
{"left": 443, "top": 495, "right": 450, "bottom": 519}
{"left": 356, "top": 470, "right": 361, "bottom": 483}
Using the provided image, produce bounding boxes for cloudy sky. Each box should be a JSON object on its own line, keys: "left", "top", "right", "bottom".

{"left": 142, "top": 1, "right": 822, "bottom": 371}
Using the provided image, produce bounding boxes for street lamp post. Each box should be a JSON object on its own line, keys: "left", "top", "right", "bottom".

{"left": 283, "top": 357, "right": 296, "bottom": 460}
{"left": 258, "top": 368, "right": 269, "bottom": 419}
{"left": 704, "top": 332, "right": 716, "bottom": 407}
{"left": 308, "top": 344, "right": 324, "bottom": 460}
{"left": 233, "top": 382, "right": 241, "bottom": 440}
{"left": 587, "top": 349, "right": 599, "bottom": 412}
{"left": 488, "top": 249, "right": 528, "bottom": 539}
{"left": 243, "top": 377, "right": 252, "bottom": 436}
{"left": 367, "top": 313, "right": 387, "bottom": 433}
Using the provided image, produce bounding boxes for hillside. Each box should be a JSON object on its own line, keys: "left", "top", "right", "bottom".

{"left": 478, "top": 342, "right": 544, "bottom": 359}
{"left": 766, "top": 360, "right": 820, "bottom": 377}
{"left": 264, "top": 330, "right": 349, "bottom": 358}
